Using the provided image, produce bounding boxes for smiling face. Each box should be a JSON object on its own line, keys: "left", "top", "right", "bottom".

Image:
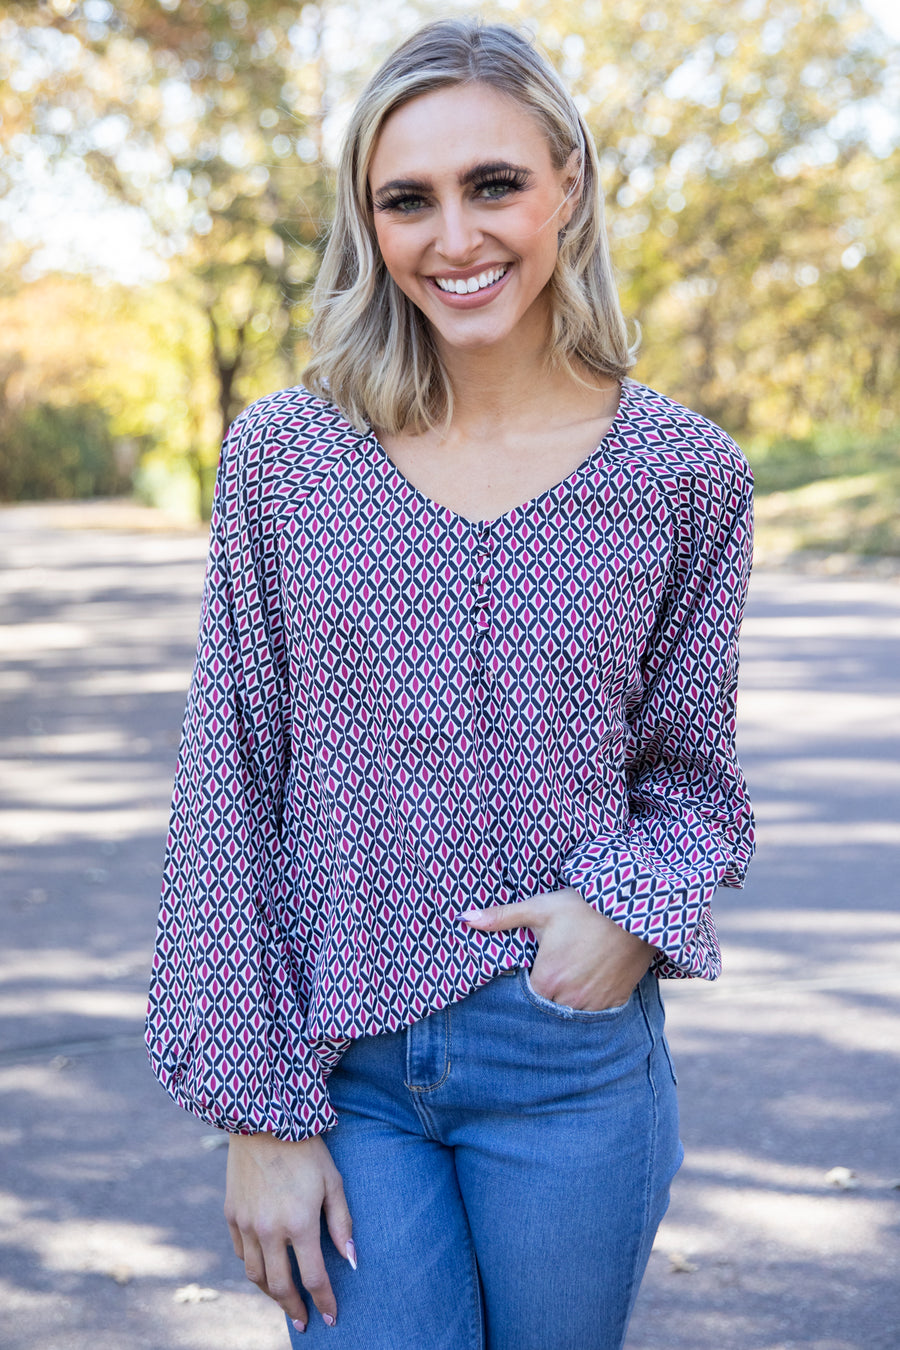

{"left": 368, "top": 82, "right": 577, "bottom": 361}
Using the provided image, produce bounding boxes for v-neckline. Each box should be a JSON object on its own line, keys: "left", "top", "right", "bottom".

{"left": 366, "top": 381, "right": 632, "bottom": 529}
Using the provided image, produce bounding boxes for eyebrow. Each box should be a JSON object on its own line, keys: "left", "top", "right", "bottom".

{"left": 372, "top": 159, "right": 533, "bottom": 199}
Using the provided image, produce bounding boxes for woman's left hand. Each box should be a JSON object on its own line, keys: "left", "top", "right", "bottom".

{"left": 460, "top": 889, "right": 654, "bottom": 1011}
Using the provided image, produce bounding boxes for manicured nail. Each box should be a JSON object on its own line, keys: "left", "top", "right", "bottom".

{"left": 323, "top": 1312, "right": 336, "bottom": 1326}
{"left": 345, "top": 1238, "right": 358, "bottom": 1270}
{"left": 291, "top": 1320, "right": 307, "bottom": 1334}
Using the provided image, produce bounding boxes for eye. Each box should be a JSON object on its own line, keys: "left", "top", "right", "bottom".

{"left": 473, "top": 169, "right": 531, "bottom": 201}
{"left": 479, "top": 180, "right": 514, "bottom": 200}
{"left": 374, "top": 192, "right": 429, "bottom": 215}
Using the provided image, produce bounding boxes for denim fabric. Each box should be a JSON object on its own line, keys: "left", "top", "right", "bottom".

{"left": 286, "top": 968, "right": 682, "bottom": 1350}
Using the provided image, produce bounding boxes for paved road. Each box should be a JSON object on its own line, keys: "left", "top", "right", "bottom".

{"left": 1, "top": 503, "right": 898, "bottom": 1350}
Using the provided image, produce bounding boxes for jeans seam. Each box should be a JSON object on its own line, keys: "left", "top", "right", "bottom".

{"left": 638, "top": 976, "right": 661, "bottom": 1226}
{"left": 465, "top": 1227, "right": 486, "bottom": 1350}
{"left": 660, "top": 1032, "right": 679, "bottom": 1084}
{"left": 611, "top": 975, "right": 660, "bottom": 1348}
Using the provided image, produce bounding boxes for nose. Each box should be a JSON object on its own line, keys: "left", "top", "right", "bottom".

{"left": 434, "top": 200, "right": 483, "bottom": 265}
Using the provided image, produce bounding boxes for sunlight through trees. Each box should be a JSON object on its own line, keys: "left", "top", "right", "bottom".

{"left": 1, "top": 0, "right": 897, "bottom": 522}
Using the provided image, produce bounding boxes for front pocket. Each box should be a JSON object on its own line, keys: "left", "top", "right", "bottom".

{"left": 517, "top": 967, "right": 635, "bottom": 1022}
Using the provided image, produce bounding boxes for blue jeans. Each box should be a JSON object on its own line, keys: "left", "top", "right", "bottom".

{"left": 287, "top": 968, "right": 682, "bottom": 1349}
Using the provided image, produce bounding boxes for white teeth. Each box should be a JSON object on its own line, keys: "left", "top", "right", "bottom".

{"left": 435, "top": 265, "right": 508, "bottom": 294}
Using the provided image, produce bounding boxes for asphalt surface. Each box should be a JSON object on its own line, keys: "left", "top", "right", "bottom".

{"left": 1, "top": 501, "right": 898, "bottom": 1350}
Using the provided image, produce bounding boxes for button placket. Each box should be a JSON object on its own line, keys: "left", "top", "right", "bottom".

{"left": 472, "top": 523, "right": 494, "bottom": 629}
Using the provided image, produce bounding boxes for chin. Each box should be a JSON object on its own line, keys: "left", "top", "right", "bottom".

{"left": 442, "top": 329, "right": 507, "bottom": 352}
{"left": 422, "top": 290, "right": 550, "bottom": 359}
{"left": 427, "top": 313, "right": 516, "bottom": 353}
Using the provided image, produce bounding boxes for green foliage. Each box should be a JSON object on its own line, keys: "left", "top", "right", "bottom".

{"left": 543, "top": 0, "right": 900, "bottom": 442}
{"left": 748, "top": 424, "right": 900, "bottom": 558}
{"left": 0, "top": 401, "right": 130, "bottom": 502}
{"left": 132, "top": 450, "right": 201, "bottom": 521}
{"left": 1, "top": 0, "right": 338, "bottom": 510}
{"left": 747, "top": 427, "right": 900, "bottom": 495}
{"left": 754, "top": 466, "right": 900, "bottom": 557}
{"left": 1, "top": 0, "right": 898, "bottom": 536}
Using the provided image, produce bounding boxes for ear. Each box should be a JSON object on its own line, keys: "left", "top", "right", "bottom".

{"left": 559, "top": 147, "right": 581, "bottom": 227}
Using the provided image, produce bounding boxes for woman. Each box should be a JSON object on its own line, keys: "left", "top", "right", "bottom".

{"left": 147, "top": 19, "right": 754, "bottom": 1350}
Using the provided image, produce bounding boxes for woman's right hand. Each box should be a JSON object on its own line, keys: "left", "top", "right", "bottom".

{"left": 225, "top": 1130, "right": 356, "bottom": 1332}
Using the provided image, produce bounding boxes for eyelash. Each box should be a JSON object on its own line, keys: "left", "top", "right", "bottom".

{"left": 374, "top": 169, "right": 530, "bottom": 215}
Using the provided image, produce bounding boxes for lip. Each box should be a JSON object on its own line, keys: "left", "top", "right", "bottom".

{"left": 425, "top": 264, "right": 513, "bottom": 309}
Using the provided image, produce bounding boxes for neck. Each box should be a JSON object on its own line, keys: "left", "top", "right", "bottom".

{"left": 435, "top": 303, "right": 563, "bottom": 435}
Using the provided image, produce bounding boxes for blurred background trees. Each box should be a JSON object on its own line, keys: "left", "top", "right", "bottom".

{"left": 0, "top": 0, "right": 897, "bottom": 549}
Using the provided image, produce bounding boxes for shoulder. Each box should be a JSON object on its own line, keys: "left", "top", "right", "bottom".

{"left": 221, "top": 385, "right": 367, "bottom": 499}
{"left": 612, "top": 381, "right": 752, "bottom": 502}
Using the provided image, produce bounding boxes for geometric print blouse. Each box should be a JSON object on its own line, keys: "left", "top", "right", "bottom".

{"left": 146, "top": 378, "right": 755, "bottom": 1141}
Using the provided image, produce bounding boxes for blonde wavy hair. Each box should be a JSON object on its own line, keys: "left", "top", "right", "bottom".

{"left": 304, "top": 18, "right": 636, "bottom": 434}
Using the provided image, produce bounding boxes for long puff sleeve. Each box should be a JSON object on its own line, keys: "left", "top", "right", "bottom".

{"left": 561, "top": 463, "right": 755, "bottom": 979}
{"left": 146, "top": 417, "right": 336, "bottom": 1139}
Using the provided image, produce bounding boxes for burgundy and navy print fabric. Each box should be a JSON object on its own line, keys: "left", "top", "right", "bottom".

{"left": 146, "top": 380, "right": 754, "bottom": 1140}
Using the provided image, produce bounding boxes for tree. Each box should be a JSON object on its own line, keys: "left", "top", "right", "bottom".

{"left": 2, "top": 0, "right": 340, "bottom": 510}
{"left": 1, "top": 0, "right": 897, "bottom": 509}
{"left": 533, "top": 0, "right": 899, "bottom": 439}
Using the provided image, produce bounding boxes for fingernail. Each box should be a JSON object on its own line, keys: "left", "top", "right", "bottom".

{"left": 459, "top": 910, "right": 479, "bottom": 922}
{"left": 345, "top": 1238, "right": 358, "bottom": 1270}
{"left": 323, "top": 1313, "right": 336, "bottom": 1326}
{"left": 291, "top": 1320, "right": 307, "bottom": 1334}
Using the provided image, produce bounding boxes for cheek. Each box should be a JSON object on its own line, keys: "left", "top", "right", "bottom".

{"left": 373, "top": 224, "right": 417, "bottom": 290}
{"left": 508, "top": 203, "right": 562, "bottom": 261}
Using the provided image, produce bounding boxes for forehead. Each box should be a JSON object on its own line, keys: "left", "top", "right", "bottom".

{"left": 369, "top": 82, "right": 554, "bottom": 183}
